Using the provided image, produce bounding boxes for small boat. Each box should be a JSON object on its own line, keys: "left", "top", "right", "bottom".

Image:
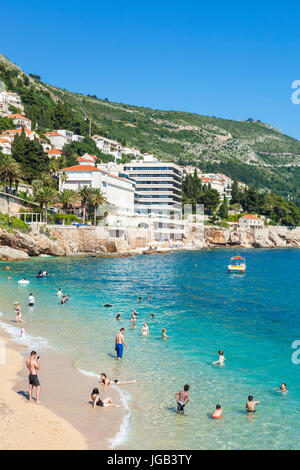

{"left": 228, "top": 256, "right": 246, "bottom": 274}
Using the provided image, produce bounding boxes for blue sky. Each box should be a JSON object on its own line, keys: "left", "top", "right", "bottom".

{"left": 2, "top": 0, "right": 300, "bottom": 138}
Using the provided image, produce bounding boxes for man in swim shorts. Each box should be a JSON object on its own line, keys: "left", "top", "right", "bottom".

{"left": 26, "top": 351, "right": 41, "bottom": 404}
{"left": 246, "top": 395, "right": 260, "bottom": 413}
{"left": 175, "top": 384, "right": 190, "bottom": 415}
{"left": 115, "top": 328, "right": 127, "bottom": 360}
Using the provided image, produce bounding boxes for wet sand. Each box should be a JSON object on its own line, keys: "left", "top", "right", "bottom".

{"left": 0, "top": 329, "right": 125, "bottom": 450}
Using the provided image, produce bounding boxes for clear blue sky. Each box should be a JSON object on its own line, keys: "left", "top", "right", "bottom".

{"left": 2, "top": 0, "right": 300, "bottom": 138}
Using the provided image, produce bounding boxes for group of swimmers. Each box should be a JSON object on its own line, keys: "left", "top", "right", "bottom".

{"left": 7, "top": 267, "right": 290, "bottom": 419}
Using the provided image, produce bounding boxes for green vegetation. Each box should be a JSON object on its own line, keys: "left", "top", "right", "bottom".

{"left": 0, "top": 211, "right": 29, "bottom": 233}
{"left": 48, "top": 212, "right": 80, "bottom": 225}
{"left": 182, "top": 170, "right": 221, "bottom": 215}
{"left": 182, "top": 172, "right": 300, "bottom": 226}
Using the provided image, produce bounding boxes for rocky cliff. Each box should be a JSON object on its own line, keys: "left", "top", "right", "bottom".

{"left": 0, "top": 225, "right": 299, "bottom": 261}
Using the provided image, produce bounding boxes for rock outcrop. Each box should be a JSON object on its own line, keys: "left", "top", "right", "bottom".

{"left": 0, "top": 225, "right": 299, "bottom": 260}
{"left": 0, "top": 228, "right": 64, "bottom": 258}
{"left": 0, "top": 246, "right": 30, "bottom": 261}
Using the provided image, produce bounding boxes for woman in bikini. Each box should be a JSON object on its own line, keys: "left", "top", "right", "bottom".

{"left": 89, "top": 388, "right": 120, "bottom": 408}
{"left": 100, "top": 373, "right": 136, "bottom": 387}
{"left": 15, "top": 303, "right": 25, "bottom": 324}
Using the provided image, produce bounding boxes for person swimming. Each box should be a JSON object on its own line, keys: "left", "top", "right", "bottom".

{"left": 116, "top": 314, "right": 121, "bottom": 320}
{"left": 212, "top": 350, "right": 225, "bottom": 366}
{"left": 212, "top": 404, "right": 223, "bottom": 419}
{"left": 273, "top": 383, "right": 288, "bottom": 393}
{"left": 100, "top": 373, "right": 136, "bottom": 386}
{"left": 246, "top": 395, "right": 260, "bottom": 413}
{"left": 89, "top": 388, "right": 120, "bottom": 408}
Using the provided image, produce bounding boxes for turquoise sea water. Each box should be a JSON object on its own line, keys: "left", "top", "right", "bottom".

{"left": 0, "top": 249, "right": 299, "bottom": 449}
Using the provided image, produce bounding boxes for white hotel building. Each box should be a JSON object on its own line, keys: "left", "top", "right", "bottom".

{"left": 123, "top": 156, "right": 183, "bottom": 215}
{"left": 59, "top": 164, "right": 135, "bottom": 215}
{"left": 123, "top": 156, "right": 184, "bottom": 241}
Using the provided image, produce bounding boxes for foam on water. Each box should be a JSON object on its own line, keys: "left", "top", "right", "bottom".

{"left": 77, "top": 367, "right": 132, "bottom": 448}
{"left": 0, "top": 315, "right": 51, "bottom": 351}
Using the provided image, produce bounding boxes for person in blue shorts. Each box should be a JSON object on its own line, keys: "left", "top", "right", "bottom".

{"left": 115, "top": 328, "right": 127, "bottom": 360}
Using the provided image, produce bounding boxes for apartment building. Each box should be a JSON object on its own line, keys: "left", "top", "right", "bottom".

{"left": 123, "top": 155, "right": 183, "bottom": 215}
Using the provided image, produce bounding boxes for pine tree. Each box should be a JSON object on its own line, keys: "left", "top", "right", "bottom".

{"left": 218, "top": 195, "right": 229, "bottom": 219}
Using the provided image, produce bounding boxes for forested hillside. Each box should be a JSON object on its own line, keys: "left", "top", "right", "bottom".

{"left": 1, "top": 53, "right": 300, "bottom": 205}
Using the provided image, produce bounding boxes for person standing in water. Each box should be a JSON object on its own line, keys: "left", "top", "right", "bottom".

{"left": 115, "top": 328, "right": 127, "bottom": 360}
{"left": 15, "top": 303, "right": 25, "bottom": 324}
{"left": 28, "top": 293, "right": 35, "bottom": 307}
{"left": 26, "top": 351, "right": 41, "bottom": 404}
{"left": 57, "top": 288, "right": 63, "bottom": 298}
{"left": 175, "top": 384, "right": 190, "bottom": 415}
{"left": 162, "top": 328, "right": 167, "bottom": 340}
{"left": 142, "top": 322, "right": 149, "bottom": 336}
{"left": 246, "top": 395, "right": 260, "bottom": 413}
{"left": 212, "top": 350, "right": 225, "bottom": 366}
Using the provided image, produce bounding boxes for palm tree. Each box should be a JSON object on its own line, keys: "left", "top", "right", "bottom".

{"left": 0, "top": 154, "right": 23, "bottom": 193}
{"left": 60, "top": 171, "right": 69, "bottom": 186}
{"left": 78, "top": 185, "right": 92, "bottom": 224}
{"left": 35, "top": 187, "right": 57, "bottom": 223}
{"left": 49, "top": 158, "right": 60, "bottom": 177}
{"left": 89, "top": 188, "right": 106, "bottom": 225}
{"left": 57, "top": 189, "right": 78, "bottom": 214}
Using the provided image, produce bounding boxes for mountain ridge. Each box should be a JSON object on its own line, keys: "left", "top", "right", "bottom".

{"left": 1, "top": 53, "right": 300, "bottom": 205}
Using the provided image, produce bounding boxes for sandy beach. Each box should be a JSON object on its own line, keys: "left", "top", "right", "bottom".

{"left": 0, "top": 331, "right": 87, "bottom": 450}
{"left": 0, "top": 328, "right": 124, "bottom": 450}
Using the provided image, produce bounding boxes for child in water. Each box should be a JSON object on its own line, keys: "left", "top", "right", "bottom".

{"left": 211, "top": 404, "right": 223, "bottom": 419}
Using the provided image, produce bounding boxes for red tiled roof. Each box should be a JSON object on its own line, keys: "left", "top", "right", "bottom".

{"left": 45, "top": 131, "right": 65, "bottom": 137}
{"left": 1, "top": 128, "right": 34, "bottom": 136}
{"left": 243, "top": 214, "right": 260, "bottom": 220}
{"left": 46, "top": 148, "right": 62, "bottom": 154}
{"left": 78, "top": 157, "right": 94, "bottom": 162}
{"left": 59, "top": 165, "right": 101, "bottom": 172}
{"left": 8, "top": 114, "right": 31, "bottom": 121}
{"left": 59, "top": 165, "right": 134, "bottom": 185}
{"left": 85, "top": 154, "right": 98, "bottom": 160}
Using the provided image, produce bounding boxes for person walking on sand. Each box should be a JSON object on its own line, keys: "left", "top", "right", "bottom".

{"left": 115, "top": 328, "right": 127, "bottom": 360}
{"left": 175, "top": 384, "right": 190, "bottom": 415}
{"left": 142, "top": 322, "right": 149, "bottom": 336}
{"left": 246, "top": 395, "right": 260, "bottom": 413}
{"left": 26, "top": 351, "right": 41, "bottom": 404}
{"left": 15, "top": 302, "right": 25, "bottom": 324}
{"left": 212, "top": 350, "right": 225, "bottom": 366}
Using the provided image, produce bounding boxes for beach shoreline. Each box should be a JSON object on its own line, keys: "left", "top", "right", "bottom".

{"left": 0, "top": 323, "right": 126, "bottom": 450}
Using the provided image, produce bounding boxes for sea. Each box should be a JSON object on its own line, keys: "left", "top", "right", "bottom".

{"left": 0, "top": 248, "right": 299, "bottom": 450}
